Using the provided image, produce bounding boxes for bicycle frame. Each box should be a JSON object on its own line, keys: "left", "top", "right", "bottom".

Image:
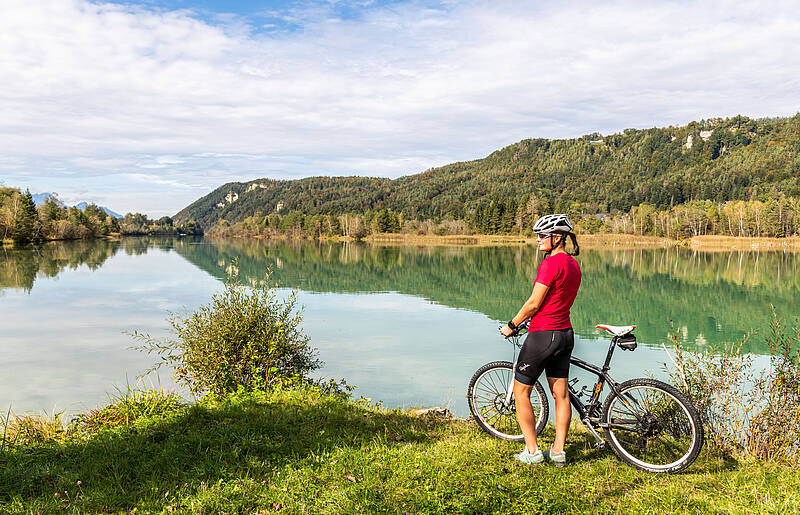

{"left": 501, "top": 330, "right": 633, "bottom": 447}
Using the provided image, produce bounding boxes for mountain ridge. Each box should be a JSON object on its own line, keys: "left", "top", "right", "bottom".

{"left": 31, "top": 193, "right": 123, "bottom": 219}
{"left": 174, "top": 114, "right": 800, "bottom": 228}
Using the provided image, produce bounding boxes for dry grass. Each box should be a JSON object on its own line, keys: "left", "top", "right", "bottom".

{"left": 212, "top": 231, "right": 800, "bottom": 252}
{"left": 1, "top": 412, "right": 65, "bottom": 447}
{"left": 578, "top": 233, "right": 678, "bottom": 249}
{"left": 367, "top": 232, "right": 678, "bottom": 248}
{"left": 689, "top": 235, "right": 800, "bottom": 251}
{"left": 365, "top": 233, "right": 521, "bottom": 246}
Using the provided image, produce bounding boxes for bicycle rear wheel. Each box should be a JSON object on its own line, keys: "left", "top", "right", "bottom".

{"left": 602, "top": 378, "right": 704, "bottom": 473}
{"left": 467, "top": 361, "right": 549, "bottom": 441}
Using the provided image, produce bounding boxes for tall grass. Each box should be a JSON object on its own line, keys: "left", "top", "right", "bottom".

{"left": 73, "top": 380, "right": 185, "bottom": 434}
{"left": 0, "top": 382, "right": 185, "bottom": 449}
{"left": 1, "top": 409, "right": 65, "bottom": 448}
{"left": 665, "top": 309, "right": 800, "bottom": 462}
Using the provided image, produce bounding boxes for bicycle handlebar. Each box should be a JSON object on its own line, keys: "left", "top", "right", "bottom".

{"left": 499, "top": 319, "right": 530, "bottom": 340}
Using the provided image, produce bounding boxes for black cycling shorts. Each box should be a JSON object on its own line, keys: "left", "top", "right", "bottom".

{"left": 514, "top": 328, "right": 575, "bottom": 385}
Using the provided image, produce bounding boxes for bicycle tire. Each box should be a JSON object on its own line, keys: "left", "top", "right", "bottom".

{"left": 601, "top": 378, "right": 704, "bottom": 473}
{"left": 467, "top": 361, "right": 549, "bottom": 441}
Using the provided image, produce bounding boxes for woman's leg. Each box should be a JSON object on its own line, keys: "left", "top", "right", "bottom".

{"left": 547, "top": 377, "right": 571, "bottom": 453}
{"left": 513, "top": 379, "right": 539, "bottom": 453}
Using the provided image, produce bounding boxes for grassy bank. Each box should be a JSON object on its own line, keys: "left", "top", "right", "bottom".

{"left": 2, "top": 387, "right": 798, "bottom": 513}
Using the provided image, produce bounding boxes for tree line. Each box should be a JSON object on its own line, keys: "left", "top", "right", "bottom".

{"left": 207, "top": 192, "right": 800, "bottom": 240}
{"left": 0, "top": 188, "right": 202, "bottom": 245}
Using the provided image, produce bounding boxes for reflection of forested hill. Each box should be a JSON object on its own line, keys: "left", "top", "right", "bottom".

{"left": 0, "top": 237, "right": 192, "bottom": 292}
{"left": 0, "top": 240, "right": 120, "bottom": 292}
{"left": 174, "top": 240, "right": 800, "bottom": 354}
{"left": 4, "top": 238, "right": 795, "bottom": 355}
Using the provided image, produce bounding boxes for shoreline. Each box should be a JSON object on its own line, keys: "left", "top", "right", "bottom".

{"left": 366, "top": 233, "right": 800, "bottom": 250}
{"left": 6, "top": 232, "right": 800, "bottom": 251}
{"left": 210, "top": 231, "right": 800, "bottom": 251}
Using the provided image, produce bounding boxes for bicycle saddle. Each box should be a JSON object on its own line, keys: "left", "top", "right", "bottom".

{"left": 596, "top": 324, "right": 636, "bottom": 337}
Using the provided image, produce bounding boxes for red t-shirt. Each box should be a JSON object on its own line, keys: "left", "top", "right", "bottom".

{"left": 530, "top": 252, "right": 581, "bottom": 331}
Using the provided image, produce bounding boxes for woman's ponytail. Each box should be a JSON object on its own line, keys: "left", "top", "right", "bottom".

{"left": 543, "top": 231, "right": 579, "bottom": 258}
{"left": 567, "top": 232, "right": 580, "bottom": 256}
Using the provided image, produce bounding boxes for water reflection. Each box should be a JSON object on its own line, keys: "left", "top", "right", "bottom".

{"left": 3, "top": 239, "right": 798, "bottom": 354}
{"left": 0, "top": 238, "right": 191, "bottom": 292}
{"left": 173, "top": 240, "right": 800, "bottom": 354}
{"left": 2, "top": 238, "right": 798, "bottom": 416}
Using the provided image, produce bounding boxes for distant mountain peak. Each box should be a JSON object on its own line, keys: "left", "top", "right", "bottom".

{"left": 31, "top": 192, "right": 123, "bottom": 219}
{"left": 31, "top": 192, "right": 63, "bottom": 206}
{"left": 73, "top": 202, "right": 123, "bottom": 219}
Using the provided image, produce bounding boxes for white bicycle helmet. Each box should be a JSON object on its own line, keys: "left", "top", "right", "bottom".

{"left": 532, "top": 213, "right": 573, "bottom": 234}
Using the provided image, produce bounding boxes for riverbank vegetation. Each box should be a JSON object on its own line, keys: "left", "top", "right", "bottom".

{"left": 130, "top": 269, "right": 319, "bottom": 396}
{"left": 0, "top": 188, "right": 202, "bottom": 245}
{"left": 667, "top": 312, "right": 800, "bottom": 462}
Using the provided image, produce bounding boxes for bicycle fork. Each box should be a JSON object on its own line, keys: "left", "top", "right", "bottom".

{"left": 502, "top": 358, "right": 517, "bottom": 409}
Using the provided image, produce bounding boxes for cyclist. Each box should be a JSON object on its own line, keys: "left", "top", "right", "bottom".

{"left": 500, "top": 213, "right": 581, "bottom": 466}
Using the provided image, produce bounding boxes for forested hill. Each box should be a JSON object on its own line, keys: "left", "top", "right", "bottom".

{"left": 174, "top": 114, "right": 800, "bottom": 228}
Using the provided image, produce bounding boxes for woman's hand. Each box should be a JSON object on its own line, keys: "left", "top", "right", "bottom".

{"left": 500, "top": 324, "right": 514, "bottom": 338}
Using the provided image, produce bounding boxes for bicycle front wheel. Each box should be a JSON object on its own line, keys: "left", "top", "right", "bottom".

{"left": 467, "top": 361, "right": 549, "bottom": 441}
{"left": 602, "top": 378, "right": 704, "bottom": 473}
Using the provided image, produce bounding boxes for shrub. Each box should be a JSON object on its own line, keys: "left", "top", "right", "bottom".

{"left": 132, "top": 269, "right": 320, "bottom": 395}
{"left": 748, "top": 315, "right": 800, "bottom": 461}
{"left": 665, "top": 309, "right": 800, "bottom": 462}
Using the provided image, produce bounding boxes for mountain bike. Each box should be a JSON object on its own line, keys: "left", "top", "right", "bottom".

{"left": 467, "top": 321, "right": 704, "bottom": 473}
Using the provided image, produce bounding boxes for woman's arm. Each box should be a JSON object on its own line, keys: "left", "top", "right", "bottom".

{"left": 500, "top": 281, "right": 550, "bottom": 337}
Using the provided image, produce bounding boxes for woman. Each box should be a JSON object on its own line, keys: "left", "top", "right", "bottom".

{"left": 499, "top": 213, "right": 581, "bottom": 466}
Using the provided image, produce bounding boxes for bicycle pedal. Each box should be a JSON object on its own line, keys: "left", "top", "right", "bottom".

{"left": 594, "top": 442, "right": 606, "bottom": 449}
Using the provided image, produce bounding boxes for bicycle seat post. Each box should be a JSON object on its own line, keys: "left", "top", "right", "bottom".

{"left": 601, "top": 336, "right": 617, "bottom": 372}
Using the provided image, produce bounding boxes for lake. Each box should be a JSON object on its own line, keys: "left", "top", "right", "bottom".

{"left": 1, "top": 237, "right": 797, "bottom": 417}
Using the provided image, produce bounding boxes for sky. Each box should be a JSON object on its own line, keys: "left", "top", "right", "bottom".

{"left": 1, "top": 0, "right": 799, "bottom": 216}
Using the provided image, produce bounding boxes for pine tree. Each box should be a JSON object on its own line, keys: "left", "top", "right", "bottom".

{"left": 11, "top": 190, "right": 40, "bottom": 244}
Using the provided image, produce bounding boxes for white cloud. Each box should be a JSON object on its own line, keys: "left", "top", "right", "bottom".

{"left": 1, "top": 0, "right": 799, "bottom": 215}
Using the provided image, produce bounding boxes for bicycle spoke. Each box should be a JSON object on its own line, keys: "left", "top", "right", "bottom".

{"left": 469, "top": 363, "right": 545, "bottom": 441}
{"left": 485, "top": 371, "right": 501, "bottom": 393}
{"left": 606, "top": 384, "right": 696, "bottom": 469}
{"left": 476, "top": 384, "right": 499, "bottom": 396}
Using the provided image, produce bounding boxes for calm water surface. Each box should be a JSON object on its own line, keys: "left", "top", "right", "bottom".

{"left": 1, "top": 238, "right": 797, "bottom": 417}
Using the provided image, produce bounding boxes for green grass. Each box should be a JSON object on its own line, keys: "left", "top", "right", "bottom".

{"left": 1, "top": 387, "right": 798, "bottom": 514}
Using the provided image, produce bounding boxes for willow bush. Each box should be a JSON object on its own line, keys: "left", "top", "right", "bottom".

{"left": 132, "top": 269, "right": 319, "bottom": 395}
{"left": 666, "top": 310, "right": 800, "bottom": 462}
